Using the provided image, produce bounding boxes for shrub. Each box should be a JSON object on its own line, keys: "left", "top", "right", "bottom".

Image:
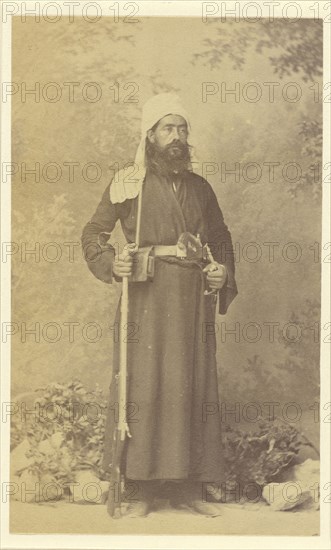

{"left": 222, "top": 418, "right": 312, "bottom": 490}
{"left": 12, "top": 379, "right": 107, "bottom": 485}
{"left": 12, "top": 380, "right": 315, "bottom": 493}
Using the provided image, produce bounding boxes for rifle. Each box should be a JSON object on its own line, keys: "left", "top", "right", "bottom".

{"left": 107, "top": 189, "right": 143, "bottom": 519}
{"left": 107, "top": 272, "right": 130, "bottom": 518}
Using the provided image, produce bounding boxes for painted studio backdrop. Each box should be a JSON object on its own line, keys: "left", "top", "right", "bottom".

{"left": 11, "top": 17, "right": 321, "bottom": 436}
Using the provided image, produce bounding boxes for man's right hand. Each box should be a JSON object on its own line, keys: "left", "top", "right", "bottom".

{"left": 112, "top": 244, "right": 136, "bottom": 279}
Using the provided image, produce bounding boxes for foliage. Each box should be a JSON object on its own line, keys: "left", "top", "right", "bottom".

{"left": 12, "top": 380, "right": 107, "bottom": 484}
{"left": 221, "top": 298, "right": 321, "bottom": 406}
{"left": 223, "top": 418, "right": 313, "bottom": 490}
{"left": 11, "top": 193, "right": 118, "bottom": 392}
{"left": 293, "top": 119, "right": 323, "bottom": 199}
{"left": 12, "top": 380, "right": 315, "bottom": 493}
{"left": 193, "top": 19, "right": 323, "bottom": 82}
{"left": 193, "top": 19, "right": 323, "bottom": 200}
{"left": 274, "top": 299, "right": 320, "bottom": 401}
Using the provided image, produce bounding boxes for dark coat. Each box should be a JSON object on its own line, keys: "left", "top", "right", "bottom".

{"left": 81, "top": 168, "right": 238, "bottom": 481}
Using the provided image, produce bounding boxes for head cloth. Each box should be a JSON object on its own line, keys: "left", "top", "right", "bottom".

{"left": 109, "top": 93, "right": 192, "bottom": 203}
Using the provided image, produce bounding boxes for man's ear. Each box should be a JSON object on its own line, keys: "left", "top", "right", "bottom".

{"left": 147, "top": 129, "right": 155, "bottom": 143}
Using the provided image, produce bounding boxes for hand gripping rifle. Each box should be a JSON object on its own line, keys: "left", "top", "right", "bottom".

{"left": 107, "top": 188, "right": 143, "bottom": 519}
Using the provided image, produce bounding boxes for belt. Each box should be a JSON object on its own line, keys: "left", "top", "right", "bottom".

{"left": 153, "top": 245, "right": 178, "bottom": 257}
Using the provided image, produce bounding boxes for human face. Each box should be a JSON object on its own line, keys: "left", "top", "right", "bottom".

{"left": 147, "top": 114, "right": 188, "bottom": 156}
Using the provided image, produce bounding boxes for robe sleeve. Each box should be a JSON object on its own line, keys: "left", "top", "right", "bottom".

{"left": 81, "top": 183, "right": 119, "bottom": 284}
{"left": 204, "top": 181, "right": 238, "bottom": 315}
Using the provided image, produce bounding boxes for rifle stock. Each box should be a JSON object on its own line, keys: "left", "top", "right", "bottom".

{"left": 107, "top": 424, "right": 125, "bottom": 518}
{"left": 107, "top": 274, "right": 132, "bottom": 518}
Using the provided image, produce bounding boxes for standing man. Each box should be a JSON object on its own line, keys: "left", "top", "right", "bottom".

{"left": 81, "top": 94, "right": 237, "bottom": 517}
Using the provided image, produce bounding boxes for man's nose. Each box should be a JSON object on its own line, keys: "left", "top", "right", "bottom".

{"left": 171, "top": 127, "right": 180, "bottom": 140}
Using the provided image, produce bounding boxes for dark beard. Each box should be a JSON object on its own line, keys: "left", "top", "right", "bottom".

{"left": 145, "top": 139, "right": 191, "bottom": 176}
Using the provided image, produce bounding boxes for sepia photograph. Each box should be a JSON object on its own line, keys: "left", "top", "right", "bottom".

{"left": 1, "top": 1, "right": 330, "bottom": 548}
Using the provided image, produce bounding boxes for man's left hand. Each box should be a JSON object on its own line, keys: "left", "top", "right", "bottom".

{"left": 202, "top": 262, "right": 227, "bottom": 290}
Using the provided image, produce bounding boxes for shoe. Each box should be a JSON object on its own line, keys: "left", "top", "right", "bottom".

{"left": 188, "top": 499, "right": 222, "bottom": 517}
{"left": 126, "top": 500, "right": 150, "bottom": 517}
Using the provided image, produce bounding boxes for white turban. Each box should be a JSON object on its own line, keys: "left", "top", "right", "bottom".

{"left": 109, "top": 93, "right": 192, "bottom": 204}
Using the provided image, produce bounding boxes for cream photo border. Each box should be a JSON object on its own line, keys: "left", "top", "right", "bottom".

{"left": 1, "top": 1, "right": 330, "bottom": 549}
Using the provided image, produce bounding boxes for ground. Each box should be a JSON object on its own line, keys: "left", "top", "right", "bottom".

{"left": 10, "top": 500, "right": 319, "bottom": 536}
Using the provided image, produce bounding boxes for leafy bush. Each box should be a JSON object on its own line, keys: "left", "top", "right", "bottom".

{"left": 11, "top": 380, "right": 314, "bottom": 494}
{"left": 222, "top": 418, "right": 313, "bottom": 489}
{"left": 12, "top": 380, "right": 107, "bottom": 485}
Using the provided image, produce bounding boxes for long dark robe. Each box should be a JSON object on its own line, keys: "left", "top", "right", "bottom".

{"left": 81, "top": 168, "right": 237, "bottom": 482}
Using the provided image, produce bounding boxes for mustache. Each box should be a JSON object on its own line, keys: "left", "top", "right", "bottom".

{"left": 145, "top": 139, "right": 192, "bottom": 174}
{"left": 166, "top": 141, "right": 188, "bottom": 151}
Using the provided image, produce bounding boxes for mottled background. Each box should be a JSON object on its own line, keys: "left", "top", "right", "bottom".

{"left": 11, "top": 17, "right": 322, "bottom": 426}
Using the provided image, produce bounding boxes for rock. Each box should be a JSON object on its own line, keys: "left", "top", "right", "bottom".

{"left": 50, "top": 432, "right": 65, "bottom": 449}
{"left": 264, "top": 459, "right": 320, "bottom": 511}
{"left": 18, "top": 470, "right": 41, "bottom": 503}
{"left": 11, "top": 435, "right": 65, "bottom": 475}
{"left": 263, "top": 482, "right": 313, "bottom": 511}
{"left": 293, "top": 458, "right": 319, "bottom": 484}
{"left": 39, "top": 474, "right": 63, "bottom": 502}
{"left": 292, "top": 459, "right": 320, "bottom": 510}
{"left": 38, "top": 433, "right": 65, "bottom": 453}
{"left": 11, "top": 471, "right": 58, "bottom": 504}
{"left": 10, "top": 439, "right": 33, "bottom": 475}
{"left": 38, "top": 438, "right": 53, "bottom": 454}
{"left": 71, "top": 470, "right": 105, "bottom": 504}
{"left": 9, "top": 475, "right": 23, "bottom": 501}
